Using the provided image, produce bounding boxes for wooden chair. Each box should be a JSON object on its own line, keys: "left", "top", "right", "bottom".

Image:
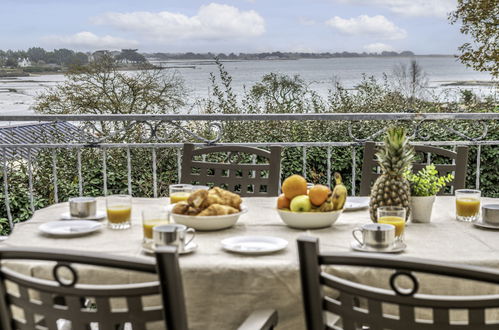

{"left": 297, "top": 236, "right": 499, "bottom": 330}
{"left": 181, "top": 144, "right": 282, "bottom": 197}
{"left": 360, "top": 142, "right": 469, "bottom": 196}
{"left": 0, "top": 246, "right": 278, "bottom": 330}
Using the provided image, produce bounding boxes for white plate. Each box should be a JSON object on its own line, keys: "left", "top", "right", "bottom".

{"left": 39, "top": 220, "right": 103, "bottom": 237}
{"left": 142, "top": 241, "right": 198, "bottom": 255}
{"left": 60, "top": 210, "right": 106, "bottom": 221}
{"left": 473, "top": 220, "right": 499, "bottom": 230}
{"left": 351, "top": 240, "right": 406, "bottom": 253}
{"left": 221, "top": 236, "right": 288, "bottom": 255}
{"left": 344, "top": 197, "right": 370, "bottom": 212}
{"left": 171, "top": 205, "right": 247, "bottom": 231}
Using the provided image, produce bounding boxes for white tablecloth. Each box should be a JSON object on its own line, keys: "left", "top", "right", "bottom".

{"left": 3, "top": 196, "right": 499, "bottom": 329}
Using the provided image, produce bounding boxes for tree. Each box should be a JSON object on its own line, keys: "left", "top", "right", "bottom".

{"left": 450, "top": 0, "right": 499, "bottom": 77}
{"left": 35, "top": 55, "right": 187, "bottom": 140}
{"left": 27, "top": 47, "right": 47, "bottom": 63}
{"left": 392, "top": 60, "right": 428, "bottom": 102}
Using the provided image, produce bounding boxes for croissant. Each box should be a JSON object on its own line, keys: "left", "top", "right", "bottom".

{"left": 172, "top": 201, "right": 201, "bottom": 215}
{"left": 198, "top": 204, "right": 240, "bottom": 216}
{"left": 207, "top": 187, "right": 242, "bottom": 210}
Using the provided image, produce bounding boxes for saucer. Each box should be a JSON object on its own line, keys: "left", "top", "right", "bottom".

{"left": 350, "top": 240, "right": 406, "bottom": 253}
{"left": 39, "top": 220, "right": 102, "bottom": 237}
{"left": 221, "top": 236, "right": 288, "bottom": 255}
{"left": 473, "top": 220, "right": 499, "bottom": 230}
{"left": 60, "top": 210, "right": 106, "bottom": 221}
{"left": 142, "top": 241, "right": 198, "bottom": 255}
{"left": 344, "top": 197, "right": 369, "bottom": 212}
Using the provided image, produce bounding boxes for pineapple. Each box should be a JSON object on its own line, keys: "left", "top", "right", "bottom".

{"left": 369, "top": 126, "right": 415, "bottom": 222}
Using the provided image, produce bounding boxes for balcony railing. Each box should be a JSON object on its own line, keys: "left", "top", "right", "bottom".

{"left": 1, "top": 112, "right": 498, "bottom": 233}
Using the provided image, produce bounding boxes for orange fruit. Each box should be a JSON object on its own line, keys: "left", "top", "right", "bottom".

{"left": 309, "top": 184, "right": 331, "bottom": 206}
{"left": 282, "top": 175, "right": 308, "bottom": 200}
{"left": 276, "top": 194, "right": 291, "bottom": 209}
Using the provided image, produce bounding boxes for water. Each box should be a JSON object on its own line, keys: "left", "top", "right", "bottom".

{"left": 0, "top": 56, "right": 495, "bottom": 115}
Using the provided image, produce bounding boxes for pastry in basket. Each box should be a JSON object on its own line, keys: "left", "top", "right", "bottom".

{"left": 171, "top": 201, "right": 201, "bottom": 216}
{"left": 198, "top": 204, "right": 240, "bottom": 216}
{"left": 188, "top": 187, "right": 242, "bottom": 211}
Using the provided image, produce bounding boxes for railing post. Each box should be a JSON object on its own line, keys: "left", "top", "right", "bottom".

{"left": 102, "top": 148, "right": 108, "bottom": 196}
{"left": 476, "top": 145, "right": 481, "bottom": 189}
{"left": 351, "top": 147, "right": 357, "bottom": 196}
{"left": 302, "top": 146, "right": 307, "bottom": 180}
{"left": 2, "top": 148, "right": 13, "bottom": 231}
{"left": 327, "top": 146, "right": 331, "bottom": 188}
{"left": 77, "top": 148, "right": 83, "bottom": 196}
{"left": 152, "top": 147, "right": 158, "bottom": 198}
{"left": 126, "top": 147, "right": 132, "bottom": 196}
{"left": 52, "top": 149, "right": 58, "bottom": 204}
{"left": 177, "top": 148, "right": 182, "bottom": 184}
{"left": 27, "top": 147, "right": 34, "bottom": 213}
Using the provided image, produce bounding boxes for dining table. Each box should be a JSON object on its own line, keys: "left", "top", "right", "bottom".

{"left": 2, "top": 196, "right": 499, "bottom": 329}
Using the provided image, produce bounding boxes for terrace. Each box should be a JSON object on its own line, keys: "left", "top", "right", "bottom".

{"left": 1, "top": 112, "right": 499, "bottom": 329}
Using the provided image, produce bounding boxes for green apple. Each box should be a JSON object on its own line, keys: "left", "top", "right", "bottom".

{"left": 290, "top": 195, "right": 312, "bottom": 212}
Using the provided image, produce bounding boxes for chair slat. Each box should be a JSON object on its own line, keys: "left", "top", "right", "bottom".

{"left": 469, "top": 308, "right": 485, "bottom": 325}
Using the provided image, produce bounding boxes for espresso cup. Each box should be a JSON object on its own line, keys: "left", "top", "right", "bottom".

{"left": 482, "top": 204, "right": 499, "bottom": 225}
{"left": 352, "top": 223, "right": 395, "bottom": 249}
{"left": 153, "top": 224, "right": 195, "bottom": 252}
{"left": 69, "top": 197, "right": 97, "bottom": 218}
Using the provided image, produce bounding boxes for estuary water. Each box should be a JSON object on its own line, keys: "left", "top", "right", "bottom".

{"left": 0, "top": 56, "right": 495, "bottom": 116}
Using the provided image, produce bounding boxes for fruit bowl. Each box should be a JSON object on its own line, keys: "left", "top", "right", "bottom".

{"left": 170, "top": 206, "right": 247, "bottom": 231}
{"left": 277, "top": 208, "right": 343, "bottom": 229}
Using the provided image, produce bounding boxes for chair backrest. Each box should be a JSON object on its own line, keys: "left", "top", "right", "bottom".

{"left": 297, "top": 236, "right": 499, "bottom": 330}
{"left": 360, "top": 142, "right": 469, "bottom": 196}
{"left": 0, "top": 246, "right": 188, "bottom": 330}
{"left": 180, "top": 143, "right": 282, "bottom": 197}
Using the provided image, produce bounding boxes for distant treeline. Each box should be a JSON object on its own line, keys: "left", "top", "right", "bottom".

{"left": 146, "top": 50, "right": 416, "bottom": 61}
{"left": 0, "top": 48, "right": 146, "bottom": 69}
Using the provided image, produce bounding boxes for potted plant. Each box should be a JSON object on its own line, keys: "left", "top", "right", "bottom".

{"left": 405, "top": 164, "right": 454, "bottom": 223}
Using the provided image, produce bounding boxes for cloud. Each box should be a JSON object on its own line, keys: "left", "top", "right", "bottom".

{"left": 91, "top": 3, "right": 265, "bottom": 42}
{"left": 363, "top": 42, "right": 394, "bottom": 53}
{"left": 42, "top": 31, "right": 138, "bottom": 49}
{"left": 335, "top": 0, "right": 456, "bottom": 18}
{"left": 325, "top": 15, "right": 407, "bottom": 40}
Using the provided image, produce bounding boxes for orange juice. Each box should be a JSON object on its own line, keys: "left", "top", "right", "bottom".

{"left": 170, "top": 192, "right": 190, "bottom": 204}
{"left": 107, "top": 206, "right": 131, "bottom": 224}
{"left": 143, "top": 219, "right": 169, "bottom": 239}
{"left": 378, "top": 216, "right": 405, "bottom": 237}
{"left": 456, "top": 198, "right": 480, "bottom": 217}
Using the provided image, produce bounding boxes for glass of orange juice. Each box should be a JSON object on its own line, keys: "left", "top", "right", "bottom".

{"left": 455, "top": 189, "right": 481, "bottom": 222}
{"left": 142, "top": 208, "right": 169, "bottom": 243}
{"left": 377, "top": 206, "right": 406, "bottom": 242}
{"left": 106, "top": 195, "right": 132, "bottom": 229}
{"left": 169, "top": 184, "right": 193, "bottom": 204}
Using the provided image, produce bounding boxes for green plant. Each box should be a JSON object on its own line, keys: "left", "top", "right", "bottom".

{"left": 405, "top": 164, "right": 454, "bottom": 196}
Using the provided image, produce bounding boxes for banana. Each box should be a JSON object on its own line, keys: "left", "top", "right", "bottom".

{"left": 319, "top": 192, "right": 334, "bottom": 212}
{"left": 331, "top": 172, "right": 347, "bottom": 210}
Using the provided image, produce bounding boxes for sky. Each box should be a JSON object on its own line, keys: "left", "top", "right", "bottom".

{"left": 0, "top": 0, "right": 465, "bottom": 54}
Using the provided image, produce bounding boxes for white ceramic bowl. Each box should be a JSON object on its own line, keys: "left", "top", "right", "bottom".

{"left": 277, "top": 208, "right": 343, "bottom": 229}
{"left": 171, "top": 206, "right": 247, "bottom": 231}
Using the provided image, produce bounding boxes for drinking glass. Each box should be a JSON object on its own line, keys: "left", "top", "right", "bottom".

{"left": 169, "top": 184, "right": 193, "bottom": 204}
{"left": 455, "top": 189, "right": 481, "bottom": 222}
{"left": 377, "top": 206, "right": 406, "bottom": 242}
{"left": 106, "top": 195, "right": 132, "bottom": 229}
{"left": 142, "top": 208, "right": 170, "bottom": 243}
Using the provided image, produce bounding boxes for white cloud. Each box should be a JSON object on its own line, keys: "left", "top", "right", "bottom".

{"left": 42, "top": 31, "right": 138, "bottom": 49}
{"left": 336, "top": 0, "right": 456, "bottom": 18}
{"left": 364, "top": 42, "right": 394, "bottom": 53}
{"left": 91, "top": 3, "right": 265, "bottom": 42}
{"left": 325, "top": 15, "right": 407, "bottom": 40}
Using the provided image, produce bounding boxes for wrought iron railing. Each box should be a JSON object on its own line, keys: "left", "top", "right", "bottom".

{"left": 1, "top": 113, "right": 498, "bottom": 233}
